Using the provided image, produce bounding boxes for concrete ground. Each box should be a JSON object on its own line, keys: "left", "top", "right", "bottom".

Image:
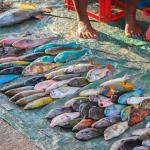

{"left": 0, "top": 119, "right": 40, "bottom": 150}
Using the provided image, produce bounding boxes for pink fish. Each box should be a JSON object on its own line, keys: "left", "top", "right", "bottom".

{"left": 0, "top": 57, "right": 19, "bottom": 63}
{"left": 0, "top": 38, "right": 20, "bottom": 46}
{"left": 34, "top": 80, "right": 56, "bottom": 91}
{"left": 98, "top": 98, "right": 114, "bottom": 108}
{"left": 12, "top": 36, "right": 57, "bottom": 49}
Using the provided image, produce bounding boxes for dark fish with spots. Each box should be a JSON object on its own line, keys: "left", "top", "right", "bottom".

{"left": 140, "top": 98, "right": 150, "bottom": 109}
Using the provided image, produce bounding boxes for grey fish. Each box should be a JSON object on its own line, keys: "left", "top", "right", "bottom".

{"left": 0, "top": 5, "right": 51, "bottom": 27}
{"left": 52, "top": 74, "right": 81, "bottom": 81}
{"left": 0, "top": 66, "right": 25, "bottom": 75}
{"left": 139, "top": 130, "right": 150, "bottom": 140}
{"left": 72, "top": 100, "right": 89, "bottom": 112}
{"left": 9, "top": 89, "right": 43, "bottom": 102}
{"left": 146, "top": 122, "right": 150, "bottom": 128}
{"left": 68, "top": 77, "right": 89, "bottom": 87}
{"left": 88, "top": 106, "right": 104, "bottom": 120}
{"left": 5, "top": 86, "right": 34, "bottom": 96}
{"left": 110, "top": 136, "right": 142, "bottom": 150}
{"left": 132, "top": 128, "right": 150, "bottom": 136}
{"left": 92, "top": 116, "right": 121, "bottom": 129}
{"left": 15, "top": 92, "right": 47, "bottom": 105}
{"left": 45, "top": 107, "right": 73, "bottom": 120}
{"left": 142, "top": 140, "right": 150, "bottom": 147}
{"left": 132, "top": 146, "right": 150, "bottom": 150}
{"left": 89, "top": 95, "right": 103, "bottom": 103}
{"left": 75, "top": 128, "right": 104, "bottom": 141}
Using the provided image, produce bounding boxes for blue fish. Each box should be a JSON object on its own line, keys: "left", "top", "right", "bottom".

{"left": 34, "top": 42, "right": 79, "bottom": 53}
{"left": 35, "top": 56, "right": 55, "bottom": 63}
{"left": 118, "top": 88, "right": 144, "bottom": 104}
{"left": 0, "top": 74, "right": 20, "bottom": 84}
{"left": 54, "top": 48, "right": 89, "bottom": 63}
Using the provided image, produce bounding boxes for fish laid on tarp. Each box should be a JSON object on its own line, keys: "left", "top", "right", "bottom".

{"left": 46, "top": 80, "right": 69, "bottom": 92}
{"left": 22, "top": 62, "right": 62, "bottom": 76}
{"left": 52, "top": 74, "right": 81, "bottom": 81}
{"left": 9, "top": 89, "right": 43, "bottom": 102}
{"left": 50, "top": 112, "right": 80, "bottom": 127}
{"left": 24, "top": 97, "right": 54, "bottom": 110}
{"left": 127, "top": 97, "right": 150, "bottom": 105}
{"left": 98, "top": 96, "right": 114, "bottom": 108}
{"left": 0, "top": 3, "right": 52, "bottom": 27}
{"left": 68, "top": 77, "right": 89, "bottom": 87}
{"left": 128, "top": 108, "right": 150, "bottom": 126}
{"left": 104, "top": 104, "right": 126, "bottom": 117}
{"left": 45, "top": 68, "right": 65, "bottom": 79}
{"left": 118, "top": 88, "right": 144, "bottom": 104}
{"left": 110, "top": 136, "right": 142, "bottom": 150}
{"left": 79, "top": 89, "right": 101, "bottom": 96}
{"left": 139, "top": 130, "right": 150, "bottom": 141}
{"left": 34, "top": 42, "right": 79, "bottom": 53}
{"left": 34, "top": 80, "right": 56, "bottom": 91}
{"left": 45, "top": 47, "right": 81, "bottom": 56}
{"left": 64, "top": 97, "right": 89, "bottom": 108}
{"left": 0, "top": 61, "right": 30, "bottom": 70}
{"left": 5, "top": 86, "right": 34, "bottom": 96}
{"left": 142, "top": 139, "right": 150, "bottom": 147}
{"left": 0, "top": 56, "right": 20, "bottom": 64}
{"left": 13, "top": 36, "right": 56, "bottom": 49}
{"left": 35, "top": 56, "right": 55, "bottom": 63}
{"left": 75, "top": 128, "right": 104, "bottom": 141}
{"left": 132, "top": 146, "right": 149, "bottom": 150}
{"left": 54, "top": 48, "right": 89, "bottom": 63}
{"left": 15, "top": 92, "right": 47, "bottom": 105}
{"left": 146, "top": 122, "right": 150, "bottom": 128}
{"left": 0, "top": 38, "right": 19, "bottom": 46}
{"left": 132, "top": 128, "right": 150, "bottom": 136}
{"left": 89, "top": 95, "right": 105, "bottom": 103}
{"left": 0, "top": 74, "right": 20, "bottom": 84}
{"left": 140, "top": 98, "right": 150, "bottom": 109}
{"left": 72, "top": 118, "right": 95, "bottom": 132}
{"left": 86, "top": 64, "right": 113, "bottom": 82}
{"left": 0, "top": 66, "right": 25, "bottom": 75}
{"left": 50, "top": 86, "right": 80, "bottom": 99}
{"left": 45, "top": 107, "right": 73, "bottom": 120}
{"left": 100, "top": 75, "right": 130, "bottom": 87}
{"left": 104, "top": 121, "right": 128, "bottom": 140}
{"left": 92, "top": 116, "right": 121, "bottom": 129}
{"left": 64, "top": 62, "right": 100, "bottom": 74}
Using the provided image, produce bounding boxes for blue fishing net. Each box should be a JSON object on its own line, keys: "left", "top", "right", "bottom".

{"left": 0, "top": 0, "right": 150, "bottom": 150}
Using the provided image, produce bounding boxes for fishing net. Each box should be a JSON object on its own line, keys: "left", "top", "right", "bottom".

{"left": 0, "top": 0, "right": 150, "bottom": 150}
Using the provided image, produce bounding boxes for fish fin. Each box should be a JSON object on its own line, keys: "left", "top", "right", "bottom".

{"left": 106, "top": 64, "right": 114, "bottom": 71}
{"left": 89, "top": 60, "right": 100, "bottom": 68}
{"left": 33, "top": 15, "right": 44, "bottom": 20}
{"left": 19, "top": 3, "right": 37, "bottom": 10}
{"left": 89, "top": 60, "right": 94, "bottom": 65}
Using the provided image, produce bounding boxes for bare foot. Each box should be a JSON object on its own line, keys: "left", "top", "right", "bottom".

{"left": 77, "top": 21, "right": 97, "bottom": 39}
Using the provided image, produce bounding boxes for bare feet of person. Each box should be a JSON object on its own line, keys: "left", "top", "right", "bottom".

{"left": 77, "top": 21, "right": 98, "bottom": 39}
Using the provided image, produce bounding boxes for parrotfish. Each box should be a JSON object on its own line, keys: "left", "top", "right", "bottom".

{"left": 104, "top": 121, "right": 128, "bottom": 140}
{"left": 132, "top": 128, "right": 150, "bottom": 136}
{"left": 75, "top": 128, "right": 104, "bottom": 141}
{"left": 34, "top": 42, "right": 79, "bottom": 53}
{"left": 52, "top": 74, "right": 81, "bottom": 81}
{"left": 128, "top": 108, "right": 150, "bottom": 126}
{"left": 18, "top": 52, "right": 46, "bottom": 62}
{"left": 72, "top": 118, "right": 95, "bottom": 132}
{"left": 0, "top": 66, "right": 25, "bottom": 75}
{"left": 0, "top": 57, "right": 20, "bottom": 64}
{"left": 5, "top": 86, "right": 34, "bottom": 96}
{"left": 22, "top": 62, "right": 62, "bottom": 76}
{"left": 110, "top": 136, "right": 142, "bottom": 150}
{"left": 104, "top": 104, "right": 126, "bottom": 117}
{"left": 45, "top": 68, "right": 65, "bottom": 79}
{"left": 34, "top": 80, "right": 56, "bottom": 91}
{"left": 13, "top": 36, "right": 56, "bottom": 49}
{"left": 118, "top": 89, "right": 145, "bottom": 104}
{"left": 24, "top": 97, "right": 54, "bottom": 110}
{"left": 139, "top": 130, "right": 150, "bottom": 140}
{"left": 121, "top": 106, "right": 132, "bottom": 121}
{"left": 68, "top": 77, "right": 89, "bottom": 87}
{"left": 45, "top": 47, "right": 81, "bottom": 56}
{"left": 140, "top": 99, "right": 150, "bottom": 109}
{"left": 88, "top": 106, "right": 104, "bottom": 120}
{"left": 86, "top": 64, "right": 113, "bottom": 82}
{"left": 54, "top": 48, "right": 89, "bottom": 63}
{"left": 100, "top": 74, "right": 130, "bottom": 87}
{"left": 0, "top": 38, "right": 19, "bottom": 46}
{"left": 45, "top": 107, "right": 73, "bottom": 120}
{"left": 142, "top": 139, "right": 150, "bottom": 147}
{"left": 0, "top": 61, "right": 30, "bottom": 70}
{"left": 89, "top": 95, "right": 104, "bottom": 103}
{"left": 0, "top": 3, "right": 52, "bottom": 27}
{"left": 35, "top": 56, "right": 55, "bottom": 63}
{"left": 9, "top": 89, "right": 43, "bottom": 102}
{"left": 132, "top": 146, "right": 149, "bottom": 150}
{"left": 127, "top": 97, "right": 150, "bottom": 105}
{"left": 0, "top": 74, "right": 20, "bottom": 84}
{"left": 100, "top": 82, "right": 134, "bottom": 98}
{"left": 15, "top": 92, "right": 47, "bottom": 105}
{"left": 92, "top": 116, "right": 121, "bottom": 129}
{"left": 64, "top": 62, "right": 100, "bottom": 74}
{"left": 79, "top": 89, "right": 101, "bottom": 96}
{"left": 64, "top": 97, "right": 89, "bottom": 108}
{"left": 50, "top": 86, "right": 80, "bottom": 99}
{"left": 146, "top": 122, "right": 150, "bottom": 128}
{"left": 98, "top": 97, "right": 114, "bottom": 108}
{"left": 50, "top": 112, "right": 80, "bottom": 127}
{"left": 46, "top": 80, "right": 69, "bottom": 93}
